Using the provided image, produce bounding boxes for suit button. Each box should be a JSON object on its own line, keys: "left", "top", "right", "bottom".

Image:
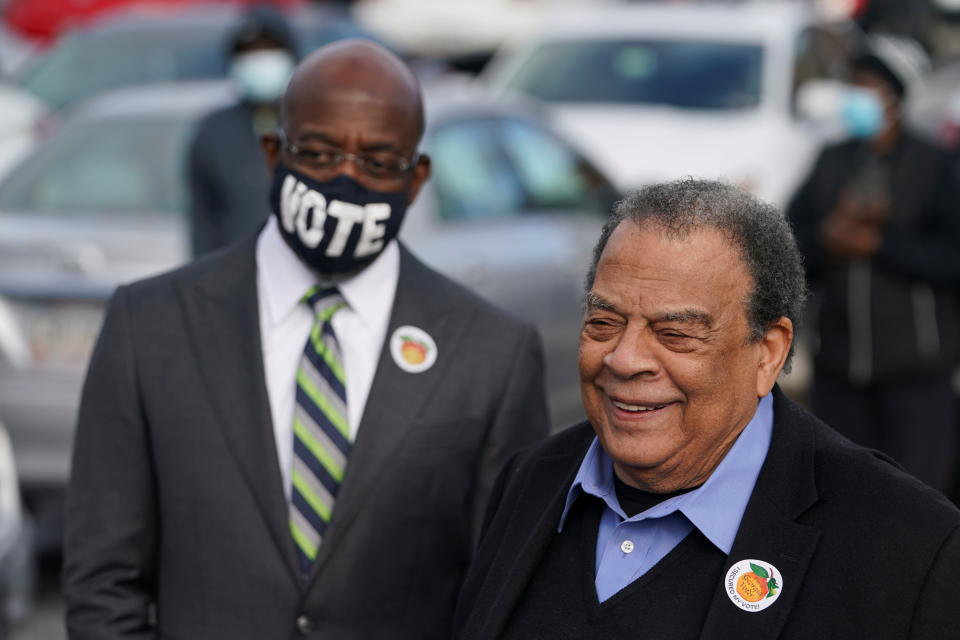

{"left": 296, "top": 615, "right": 315, "bottom": 635}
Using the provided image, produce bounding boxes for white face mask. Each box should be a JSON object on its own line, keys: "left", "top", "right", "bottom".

{"left": 229, "top": 49, "right": 295, "bottom": 104}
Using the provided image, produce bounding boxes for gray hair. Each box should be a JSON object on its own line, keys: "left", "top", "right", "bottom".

{"left": 585, "top": 178, "right": 807, "bottom": 372}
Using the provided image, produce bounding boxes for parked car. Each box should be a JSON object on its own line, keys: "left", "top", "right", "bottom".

{"left": 0, "top": 81, "right": 229, "bottom": 552}
{"left": 483, "top": 2, "right": 862, "bottom": 206}
{"left": 0, "top": 3, "right": 377, "bottom": 193}
{"left": 351, "top": 0, "right": 613, "bottom": 68}
{"left": 0, "top": 79, "right": 616, "bottom": 551}
{"left": 13, "top": 3, "right": 371, "bottom": 110}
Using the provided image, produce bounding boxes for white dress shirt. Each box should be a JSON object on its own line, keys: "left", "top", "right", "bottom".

{"left": 256, "top": 216, "right": 399, "bottom": 497}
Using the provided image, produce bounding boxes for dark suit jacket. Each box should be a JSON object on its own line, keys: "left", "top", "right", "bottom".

{"left": 454, "top": 388, "right": 960, "bottom": 639}
{"left": 187, "top": 102, "right": 272, "bottom": 257}
{"left": 63, "top": 236, "right": 549, "bottom": 639}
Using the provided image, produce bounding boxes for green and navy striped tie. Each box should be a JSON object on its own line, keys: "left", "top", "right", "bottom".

{"left": 290, "top": 285, "right": 350, "bottom": 574}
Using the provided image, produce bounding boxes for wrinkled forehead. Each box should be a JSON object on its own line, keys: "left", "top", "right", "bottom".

{"left": 602, "top": 219, "right": 755, "bottom": 287}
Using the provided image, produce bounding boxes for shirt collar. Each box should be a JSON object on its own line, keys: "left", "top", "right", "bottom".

{"left": 256, "top": 215, "right": 400, "bottom": 330}
{"left": 558, "top": 393, "right": 774, "bottom": 555}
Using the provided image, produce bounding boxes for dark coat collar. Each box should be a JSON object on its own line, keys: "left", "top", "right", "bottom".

{"left": 460, "top": 388, "right": 822, "bottom": 639}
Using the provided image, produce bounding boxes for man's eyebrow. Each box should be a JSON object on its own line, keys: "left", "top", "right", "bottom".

{"left": 361, "top": 141, "right": 404, "bottom": 153}
{"left": 297, "top": 131, "right": 339, "bottom": 145}
{"left": 652, "top": 309, "right": 714, "bottom": 327}
{"left": 297, "top": 132, "right": 403, "bottom": 154}
{"left": 584, "top": 292, "right": 616, "bottom": 311}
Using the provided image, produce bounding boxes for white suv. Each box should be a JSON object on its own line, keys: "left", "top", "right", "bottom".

{"left": 484, "top": 2, "right": 861, "bottom": 207}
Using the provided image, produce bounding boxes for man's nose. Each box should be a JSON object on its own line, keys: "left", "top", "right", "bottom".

{"left": 602, "top": 327, "right": 661, "bottom": 379}
{"left": 333, "top": 152, "right": 365, "bottom": 180}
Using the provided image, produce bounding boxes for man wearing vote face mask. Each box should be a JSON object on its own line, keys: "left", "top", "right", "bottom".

{"left": 63, "top": 40, "right": 549, "bottom": 639}
{"left": 186, "top": 5, "right": 297, "bottom": 257}
{"left": 786, "top": 37, "right": 960, "bottom": 496}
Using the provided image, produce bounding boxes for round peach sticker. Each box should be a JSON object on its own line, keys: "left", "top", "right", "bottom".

{"left": 390, "top": 325, "right": 437, "bottom": 373}
{"left": 725, "top": 559, "right": 783, "bottom": 612}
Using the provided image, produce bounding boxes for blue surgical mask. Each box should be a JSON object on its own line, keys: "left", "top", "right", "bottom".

{"left": 841, "top": 88, "right": 885, "bottom": 140}
{"left": 269, "top": 163, "right": 410, "bottom": 275}
{"left": 229, "top": 49, "right": 294, "bottom": 104}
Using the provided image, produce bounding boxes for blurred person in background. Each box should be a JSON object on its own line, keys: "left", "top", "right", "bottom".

{"left": 187, "top": 4, "right": 298, "bottom": 257}
{"left": 64, "top": 39, "right": 548, "bottom": 639}
{"left": 787, "top": 37, "right": 960, "bottom": 495}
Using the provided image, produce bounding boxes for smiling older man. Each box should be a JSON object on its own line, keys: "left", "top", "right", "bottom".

{"left": 453, "top": 179, "right": 960, "bottom": 640}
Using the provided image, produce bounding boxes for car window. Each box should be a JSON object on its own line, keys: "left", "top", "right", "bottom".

{"left": 429, "top": 118, "right": 527, "bottom": 220}
{"left": 429, "top": 115, "right": 615, "bottom": 221}
{"left": 0, "top": 117, "right": 191, "bottom": 216}
{"left": 17, "top": 28, "right": 224, "bottom": 109}
{"left": 497, "top": 117, "right": 614, "bottom": 213}
{"left": 504, "top": 39, "right": 764, "bottom": 110}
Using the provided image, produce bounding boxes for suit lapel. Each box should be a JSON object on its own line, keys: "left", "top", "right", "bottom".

{"left": 700, "top": 388, "right": 821, "bottom": 640}
{"left": 308, "top": 246, "right": 468, "bottom": 578}
{"left": 177, "top": 237, "right": 301, "bottom": 585}
{"left": 473, "top": 451, "right": 584, "bottom": 639}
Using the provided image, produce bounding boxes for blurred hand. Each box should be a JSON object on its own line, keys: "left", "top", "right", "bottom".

{"left": 818, "top": 190, "right": 889, "bottom": 259}
{"left": 854, "top": 196, "right": 891, "bottom": 226}
{"left": 833, "top": 190, "right": 891, "bottom": 225}
{"left": 819, "top": 212, "right": 883, "bottom": 260}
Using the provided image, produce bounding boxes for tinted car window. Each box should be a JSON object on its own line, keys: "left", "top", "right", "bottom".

{"left": 429, "top": 115, "right": 615, "bottom": 221}
{"left": 429, "top": 118, "right": 527, "bottom": 221}
{"left": 504, "top": 39, "right": 764, "bottom": 110}
{"left": 498, "top": 117, "right": 613, "bottom": 212}
{"left": 16, "top": 16, "right": 376, "bottom": 110}
{"left": 18, "top": 28, "right": 225, "bottom": 109}
{"left": 0, "top": 118, "right": 191, "bottom": 215}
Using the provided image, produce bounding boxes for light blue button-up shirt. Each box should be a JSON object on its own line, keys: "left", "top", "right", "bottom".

{"left": 558, "top": 394, "right": 773, "bottom": 602}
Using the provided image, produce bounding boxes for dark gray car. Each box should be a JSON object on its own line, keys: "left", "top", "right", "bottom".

{"left": 0, "top": 79, "right": 616, "bottom": 552}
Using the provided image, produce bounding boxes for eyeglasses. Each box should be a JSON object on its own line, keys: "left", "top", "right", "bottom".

{"left": 277, "top": 130, "right": 418, "bottom": 181}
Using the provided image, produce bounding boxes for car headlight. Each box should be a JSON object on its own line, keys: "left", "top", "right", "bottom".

{"left": 0, "top": 297, "right": 30, "bottom": 368}
{"left": 0, "top": 294, "right": 105, "bottom": 368}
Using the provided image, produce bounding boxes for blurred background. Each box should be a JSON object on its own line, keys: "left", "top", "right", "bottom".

{"left": 0, "top": 0, "right": 958, "bottom": 636}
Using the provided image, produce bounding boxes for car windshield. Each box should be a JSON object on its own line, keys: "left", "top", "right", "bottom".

{"left": 503, "top": 38, "right": 764, "bottom": 110}
{"left": 0, "top": 116, "right": 192, "bottom": 216}
{"left": 16, "top": 28, "right": 224, "bottom": 109}
{"left": 16, "top": 15, "right": 377, "bottom": 110}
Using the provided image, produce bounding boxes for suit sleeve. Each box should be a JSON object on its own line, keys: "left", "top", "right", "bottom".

{"left": 468, "top": 324, "right": 549, "bottom": 550}
{"left": 63, "top": 286, "right": 158, "bottom": 639}
{"left": 908, "top": 524, "right": 960, "bottom": 639}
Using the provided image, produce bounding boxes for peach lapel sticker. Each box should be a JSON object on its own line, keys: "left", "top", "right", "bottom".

{"left": 725, "top": 559, "right": 783, "bottom": 612}
{"left": 390, "top": 325, "right": 437, "bottom": 373}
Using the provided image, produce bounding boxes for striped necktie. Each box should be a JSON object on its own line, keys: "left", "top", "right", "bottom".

{"left": 289, "top": 285, "right": 350, "bottom": 574}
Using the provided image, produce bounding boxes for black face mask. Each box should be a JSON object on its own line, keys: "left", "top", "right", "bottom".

{"left": 269, "top": 163, "right": 409, "bottom": 275}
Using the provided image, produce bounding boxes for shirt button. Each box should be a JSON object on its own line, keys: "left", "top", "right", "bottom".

{"left": 296, "top": 614, "right": 315, "bottom": 635}
{"left": 621, "top": 540, "right": 635, "bottom": 554}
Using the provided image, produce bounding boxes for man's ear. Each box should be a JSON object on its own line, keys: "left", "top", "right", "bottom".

{"left": 755, "top": 316, "right": 793, "bottom": 397}
{"left": 406, "top": 153, "right": 431, "bottom": 205}
{"left": 260, "top": 132, "right": 281, "bottom": 172}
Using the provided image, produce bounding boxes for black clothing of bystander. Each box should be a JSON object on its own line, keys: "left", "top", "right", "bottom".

{"left": 787, "top": 132, "right": 960, "bottom": 492}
